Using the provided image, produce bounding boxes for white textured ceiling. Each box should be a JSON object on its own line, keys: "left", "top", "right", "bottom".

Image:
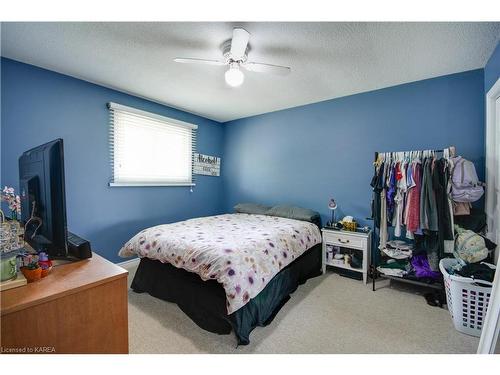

{"left": 2, "top": 22, "right": 499, "bottom": 122}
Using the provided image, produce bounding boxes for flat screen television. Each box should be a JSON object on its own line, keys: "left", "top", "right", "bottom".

{"left": 19, "top": 138, "right": 68, "bottom": 257}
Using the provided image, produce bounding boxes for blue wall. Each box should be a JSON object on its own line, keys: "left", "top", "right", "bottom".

{"left": 485, "top": 41, "right": 500, "bottom": 93}
{"left": 223, "top": 69, "right": 485, "bottom": 227}
{"left": 1, "top": 58, "right": 225, "bottom": 263}
{"left": 1, "top": 57, "right": 489, "bottom": 262}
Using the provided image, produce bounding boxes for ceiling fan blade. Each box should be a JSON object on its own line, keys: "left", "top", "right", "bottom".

{"left": 173, "top": 58, "right": 226, "bottom": 66}
{"left": 242, "top": 62, "right": 291, "bottom": 76}
{"left": 230, "top": 28, "right": 250, "bottom": 59}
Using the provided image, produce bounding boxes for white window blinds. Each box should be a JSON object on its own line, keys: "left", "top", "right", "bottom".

{"left": 108, "top": 102, "right": 197, "bottom": 186}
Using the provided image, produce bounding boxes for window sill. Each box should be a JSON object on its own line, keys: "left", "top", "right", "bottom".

{"left": 109, "top": 182, "right": 196, "bottom": 187}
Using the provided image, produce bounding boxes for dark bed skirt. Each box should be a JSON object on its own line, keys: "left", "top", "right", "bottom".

{"left": 130, "top": 243, "right": 323, "bottom": 345}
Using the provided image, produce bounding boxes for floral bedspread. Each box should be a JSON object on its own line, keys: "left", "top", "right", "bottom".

{"left": 119, "top": 213, "right": 322, "bottom": 314}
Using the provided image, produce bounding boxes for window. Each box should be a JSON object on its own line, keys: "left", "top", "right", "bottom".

{"left": 108, "top": 102, "right": 197, "bottom": 186}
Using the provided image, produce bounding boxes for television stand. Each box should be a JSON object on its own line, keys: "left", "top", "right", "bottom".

{"left": 0, "top": 253, "right": 129, "bottom": 353}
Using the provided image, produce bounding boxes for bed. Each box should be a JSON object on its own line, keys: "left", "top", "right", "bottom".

{"left": 119, "top": 206, "right": 322, "bottom": 345}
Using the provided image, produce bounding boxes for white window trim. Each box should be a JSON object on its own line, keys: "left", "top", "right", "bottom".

{"left": 107, "top": 102, "right": 197, "bottom": 187}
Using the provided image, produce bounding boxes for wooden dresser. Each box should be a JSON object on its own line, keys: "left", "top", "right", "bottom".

{"left": 0, "top": 254, "right": 128, "bottom": 354}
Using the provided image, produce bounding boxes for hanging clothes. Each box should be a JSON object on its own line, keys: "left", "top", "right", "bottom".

{"left": 386, "top": 161, "right": 397, "bottom": 222}
{"left": 432, "top": 158, "right": 454, "bottom": 259}
{"left": 405, "top": 159, "right": 422, "bottom": 234}
{"left": 379, "top": 160, "right": 390, "bottom": 250}
{"left": 420, "top": 157, "right": 439, "bottom": 231}
{"left": 370, "top": 160, "right": 385, "bottom": 228}
{"left": 444, "top": 157, "right": 456, "bottom": 253}
{"left": 371, "top": 156, "right": 389, "bottom": 250}
{"left": 371, "top": 147, "right": 466, "bottom": 279}
{"left": 393, "top": 159, "right": 408, "bottom": 237}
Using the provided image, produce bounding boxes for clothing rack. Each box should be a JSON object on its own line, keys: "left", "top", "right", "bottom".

{"left": 374, "top": 146, "right": 456, "bottom": 161}
{"left": 370, "top": 146, "right": 456, "bottom": 295}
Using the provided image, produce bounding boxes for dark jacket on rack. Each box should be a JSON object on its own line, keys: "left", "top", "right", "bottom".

{"left": 370, "top": 161, "right": 385, "bottom": 228}
{"left": 420, "top": 158, "right": 438, "bottom": 232}
{"left": 432, "top": 158, "right": 454, "bottom": 258}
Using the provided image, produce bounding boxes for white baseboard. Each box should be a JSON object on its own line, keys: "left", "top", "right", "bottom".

{"left": 117, "top": 257, "right": 140, "bottom": 268}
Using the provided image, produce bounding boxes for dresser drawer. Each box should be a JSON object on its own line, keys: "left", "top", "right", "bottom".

{"left": 323, "top": 231, "right": 367, "bottom": 250}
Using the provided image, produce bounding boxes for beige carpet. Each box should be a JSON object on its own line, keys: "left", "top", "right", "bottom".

{"left": 123, "top": 262, "right": 483, "bottom": 354}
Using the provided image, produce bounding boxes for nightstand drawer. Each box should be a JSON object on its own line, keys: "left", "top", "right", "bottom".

{"left": 323, "top": 231, "right": 366, "bottom": 250}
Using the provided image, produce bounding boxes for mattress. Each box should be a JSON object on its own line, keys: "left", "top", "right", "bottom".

{"left": 119, "top": 213, "right": 322, "bottom": 314}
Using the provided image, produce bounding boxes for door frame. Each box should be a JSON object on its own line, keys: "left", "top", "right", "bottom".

{"left": 485, "top": 77, "right": 500, "bottom": 256}
{"left": 478, "top": 77, "right": 500, "bottom": 354}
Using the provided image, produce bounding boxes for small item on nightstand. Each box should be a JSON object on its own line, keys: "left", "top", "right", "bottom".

{"left": 334, "top": 221, "right": 343, "bottom": 230}
{"left": 341, "top": 216, "right": 357, "bottom": 231}
{"left": 344, "top": 254, "right": 351, "bottom": 265}
{"left": 327, "top": 198, "right": 338, "bottom": 227}
{"left": 327, "top": 221, "right": 344, "bottom": 230}
{"left": 325, "top": 245, "right": 334, "bottom": 262}
{"left": 331, "top": 252, "right": 344, "bottom": 266}
{"left": 350, "top": 253, "right": 362, "bottom": 269}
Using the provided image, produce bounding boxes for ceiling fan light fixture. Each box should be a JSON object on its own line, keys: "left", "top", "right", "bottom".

{"left": 225, "top": 64, "right": 244, "bottom": 87}
{"left": 174, "top": 27, "right": 291, "bottom": 86}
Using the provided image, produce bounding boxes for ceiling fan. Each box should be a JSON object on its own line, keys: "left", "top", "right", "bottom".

{"left": 174, "top": 27, "right": 291, "bottom": 87}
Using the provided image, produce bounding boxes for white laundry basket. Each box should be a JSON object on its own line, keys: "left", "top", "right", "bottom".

{"left": 439, "top": 258, "right": 495, "bottom": 337}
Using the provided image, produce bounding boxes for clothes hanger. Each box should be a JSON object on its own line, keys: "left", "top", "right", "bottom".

{"left": 449, "top": 145, "right": 456, "bottom": 157}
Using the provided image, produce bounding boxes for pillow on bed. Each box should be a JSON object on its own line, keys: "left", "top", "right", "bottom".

{"left": 234, "top": 203, "right": 271, "bottom": 215}
{"left": 266, "top": 205, "right": 320, "bottom": 223}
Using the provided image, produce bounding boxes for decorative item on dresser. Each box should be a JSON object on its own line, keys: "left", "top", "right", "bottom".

{"left": 0, "top": 253, "right": 129, "bottom": 354}
{"left": 322, "top": 227, "right": 372, "bottom": 284}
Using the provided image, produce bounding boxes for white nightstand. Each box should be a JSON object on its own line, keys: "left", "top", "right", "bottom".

{"left": 321, "top": 227, "right": 372, "bottom": 284}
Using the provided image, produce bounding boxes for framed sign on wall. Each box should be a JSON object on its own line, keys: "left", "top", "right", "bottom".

{"left": 193, "top": 153, "right": 221, "bottom": 176}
